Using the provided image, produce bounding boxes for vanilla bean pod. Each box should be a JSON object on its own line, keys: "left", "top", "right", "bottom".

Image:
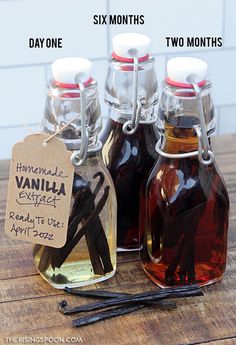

{"left": 164, "top": 203, "right": 205, "bottom": 284}
{"left": 89, "top": 172, "right": 113, "bottom": 273}
{"left": 59, "top": 285, "right": 202, "bottom": 315}
{"left": 164, "top": 159, "right": 216, "bottom": 285}
{"left": 36, "top": 177, "right": 95, "bottom": 272}
{"left": 58, "top": 173, "right": 113, "bottom": 274}
{"left": 36, "top": 173, "right": 113, "bottom": 275}
{"left": 64, "top": 174, "right": 105, "bottom": 274}
{"left": 72, "top": 304, "right": 144, "bottom": 328}
{"left": 55, "top": 185, "right": 111, "bottom": 269}
{"left": 36, "top": 188, "right": 101, "bottom": 273}
{"left": 64, "top": 287, "right": 177, "bottom": 309}
{"left": 64, "top": 286, "right": 130, "bottom": 298}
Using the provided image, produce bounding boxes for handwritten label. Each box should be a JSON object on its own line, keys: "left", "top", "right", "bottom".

{"left": 4, "top": 134, "right": 74, "bottom": 248}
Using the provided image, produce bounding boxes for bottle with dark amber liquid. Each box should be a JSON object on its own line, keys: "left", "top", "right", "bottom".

{"left": 101, "top": 33, "right": 159, "bottom": 251}
{"left": 140, "top": 57, "right": 229, "bottom": 287}
{"left": 33, "top": 58, "right": 117, "bottom": 288}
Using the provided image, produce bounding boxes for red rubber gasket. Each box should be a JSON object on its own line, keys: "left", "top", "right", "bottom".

{"left": 53, "top": 77, "right": 93, "bottom": 89}
{"left": 165, "top": 77, "right": 206, "bottom": 89}
{"left": 112, "top": 52, "right": 150, "bottom": 63}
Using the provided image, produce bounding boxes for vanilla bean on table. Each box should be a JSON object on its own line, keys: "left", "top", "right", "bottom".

{"left": 59, "top": 285, "right": 202, "bottom": 315}
{"left": 64, "top": 287, "right": 177, "bottom": 309}
{"left": 72, "top": 304, "right": 145, "bottom": 328}
{"left": 64, "top": 286, "right": 130, "bottom": 298}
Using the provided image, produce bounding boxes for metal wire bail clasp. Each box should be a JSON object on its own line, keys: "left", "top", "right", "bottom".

{"left": 187, "top": 74, "right": 214, "bottom": 166}
{"left": 123, "top": 49, "right": 142, "bottom": 135}
{"left": 70, "top": 74, "right": 89, "bottom": 167}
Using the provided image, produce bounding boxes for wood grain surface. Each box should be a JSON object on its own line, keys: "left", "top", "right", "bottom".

{"left": 0, "top": 134, "right": 236, "bottom": 345}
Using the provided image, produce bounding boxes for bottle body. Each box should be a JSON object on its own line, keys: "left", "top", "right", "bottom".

{"left": 140, "top": 120, "right": 229, "bottom": 287}
{"left": 33, "top": 151, "right": 117, "bottom": 288}
{"left": 101, "top": 117, "right": 158, "bottom": 251}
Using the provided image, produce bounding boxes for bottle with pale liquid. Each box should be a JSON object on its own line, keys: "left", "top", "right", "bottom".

{"left": 33, "top": 58, "right": 117, "bottom": 288}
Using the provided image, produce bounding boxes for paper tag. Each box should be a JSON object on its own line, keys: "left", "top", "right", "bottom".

{"left": 4, "top": 134, "right": 74, "bottom": 248}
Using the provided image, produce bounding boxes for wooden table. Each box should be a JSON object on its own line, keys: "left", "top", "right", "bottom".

{"left": 1, "top": 134, "right": 236, "bottom": 345}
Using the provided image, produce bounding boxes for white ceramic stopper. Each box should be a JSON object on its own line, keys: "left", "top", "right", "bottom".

{"left": 167, "top": 57, "right": 208, "bottom": 84}
{"left": 112, "top": 33, "right": 151, "bottom": 58}
{"left": 52, "top": 57, "right": 92, "bottom": 84}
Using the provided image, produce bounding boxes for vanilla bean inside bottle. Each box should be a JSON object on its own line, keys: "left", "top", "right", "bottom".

{"left": 33, "top": 58, "right": 117, "bottom": 288}
{"left": 140, "top": 57, "right": 229, "bottom": 287}
{"left": 101, "top": 33, "right": 159, "bottom": 251}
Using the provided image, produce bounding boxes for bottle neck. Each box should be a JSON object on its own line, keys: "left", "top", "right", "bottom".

{"left": 162, "top": 124, "right": 199, "bottom": 154}
{"left": 158, "top": 80, "right": 215, "bottom": 151}
{"left": 104, "top": 115, "right": 158, "bottom": 133}
{"left": 105, "top": 56, "right": 158, "bottom": 125}
{"left": 100, "top": 117, "right": 159, "bottom": 156}
{"left": 107, "top": 105, "right": 158, "bottom": 125}
{"left": 42, "top": 79, "right": 102, "bottom": 153}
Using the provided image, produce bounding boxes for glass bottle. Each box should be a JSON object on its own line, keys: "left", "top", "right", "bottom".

{"left": 140, "top": 57, "right": 229, "bottom": 287}
{"left": 33, "top": 57, "right": 117, "bottom": 289}
{"left": 101, "top": 33, "right": 159, "bottom": 251}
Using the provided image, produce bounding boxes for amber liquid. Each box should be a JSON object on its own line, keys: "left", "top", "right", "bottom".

{"left": 101, "top": 118, "right": 158, "bottom": 250}
{"left": 140, "top": 118, "right": 229, "bottom": 287}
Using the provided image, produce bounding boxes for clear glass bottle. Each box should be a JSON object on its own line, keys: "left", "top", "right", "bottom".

{"left": 140, "top": 57, "right": 229, "bottom": 287}
{"left": 33, "top": 58, "right": 117, "bottom": 289}
{"left": 101, "top": 33, "right": 159, "bottom": 251}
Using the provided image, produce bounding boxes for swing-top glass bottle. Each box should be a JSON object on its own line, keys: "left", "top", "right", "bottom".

{"left": 101, "top": 33, "right": 159, "bottom": 251}
{"left": 33, "top": 57, "right": 117, "bottom": 288}
{"left": 140, "top": 57, "right": 229, "bottom": 287}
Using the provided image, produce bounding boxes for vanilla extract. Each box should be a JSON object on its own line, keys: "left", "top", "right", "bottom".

{"left": 140, "top": 61, "right": 229, "bottom": 287}
{"left": 141, "top": 125, "right": 229, "bottom": 286}
{"left": 101, "top": 34, "right": 159, "bottom": 251}
{"left": 32, "top": 58, "right": 117, "bottom": 288}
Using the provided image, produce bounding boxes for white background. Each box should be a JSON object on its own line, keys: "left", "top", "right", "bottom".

{"left": 0, "top": 0, "right": 235, "bottom": 159}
